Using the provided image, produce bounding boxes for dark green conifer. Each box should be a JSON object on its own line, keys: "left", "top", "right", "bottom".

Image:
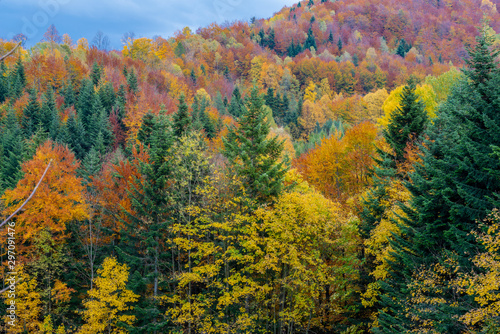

{"left": 22, "top": 89, "right": 42, "bottom": 138}
{"left": 223, "top": 86, "right": 287, "bottom": 204}
{"left": 304, "top": 27, "right": 317, "bottom": 50}
{"left": 0, "top": 61, "right": 8, "bottom": 103}
{"left": 383, "top": 78, "right": 427, "bottom": 163}
{"left": 172, "top": 94, "right": 191, "bottom": 137}
{"left": 376, "top": 26, "right": 500, "bottom": 333}
{"left": 90, "top": 62, "right": 102, "bottom": 87}
{"left": 127, "top": 69, "right": 138, "bottom": 95}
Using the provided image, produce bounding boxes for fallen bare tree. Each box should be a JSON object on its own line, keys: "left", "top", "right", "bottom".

{"left": 0, "top": 41, "right": 22, "bottom": 62}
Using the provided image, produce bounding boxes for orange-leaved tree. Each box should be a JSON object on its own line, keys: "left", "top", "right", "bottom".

{"left": 2, "top": 140, "right": 88, "bottom": 253}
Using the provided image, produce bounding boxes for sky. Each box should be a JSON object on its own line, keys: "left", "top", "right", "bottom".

{"left": 0, "top": 0, "right": 296, "bottom": 49}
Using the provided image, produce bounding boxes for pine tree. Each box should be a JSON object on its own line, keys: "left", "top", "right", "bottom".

{"left": 40, "top": 88, "right": 57, "bottom": 133}
{"left": 90, "top": 62, "right": 102, "bottom": 87}
{"left": 396, "top": 39, "right": 411, "bottom": 58}
{"left": 60, "top": 113, "right": 86, "bottom": 160}
{"left": 337, "top": 37, "right": 343, "bottom": 52}
{"left": 63, "top": 80, "right": 76, "bottom": 108}
{"left": 77, "top": 78, "right": 95, "bottom": 125}
{"left": 0, "top": 109, "right": 25, "bottom": 193}
{"left": 22, "top": 89, "right": 42, "bottom": 138}
{"left": 118, "top": 112, "right": 174, "bottom": 332}
{"left": 304, "top": 27, "right": 317, "bottom": 50}
{"left": 328, "top": 31, "right": 334, "bottom": 44}
{"left": 228, "top": 86, "right": 245, "bottom": 118}
{"left": 0, "top": 61, "right": 8, "bottom": 103}
{"left": 127, "top": 69, "right": 138, "bottom": 95}
{"left": 376, "top": 26, "right": 500, "bottom": 333}
{"left": 98, "top": 81, "right": 116, "bottom": 114}
{"left": 223, "top": 86, "right": 287, "bottom": 204}
{"left": 383, "top": 78, "right": 427, "bottom": 163}
{"left": 172, "top": 94, "right": 191, "bottom": 138}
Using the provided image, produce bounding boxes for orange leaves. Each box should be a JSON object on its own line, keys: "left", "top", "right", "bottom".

{"left": 294, "top": 121, "right": 378, "bottom": 201}
{"left": 2, "top": 141, "right": 88, "bottom": 245}
{"left": 91, "top": 147, "right": 147, "bottom": 238}
{"left": 25, "top": 53, "right": 67, "bottom": 93}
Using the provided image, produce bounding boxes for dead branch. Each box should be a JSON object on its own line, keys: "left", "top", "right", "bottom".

{"left": 0, "top": 160, "right": 52, "bottom": 229}
{"left": 0, "top": 42, "right": 22, "bottom": 62}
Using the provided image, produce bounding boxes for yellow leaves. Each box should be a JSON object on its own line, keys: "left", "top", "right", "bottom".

{"left": 295, "top": 121, "right": 378, "bottom": 201}
{"left": 195, "top": 88, "right": 212, "bottom": 103}
{"left": 458, "top": 210, "right": 500, "bottom": 326}
{"left": 79, "top": 257, "right": 139, "bottom": 334}
{"left": 76, "top": 38, "right": 88, "bottom": 51}
{"left": 3, "top": 266, "right": 42, "bottom": 334}
{"left": 362, "top": 88, "right": 389, "bottom": 122}
{"left": 254, "top": 182, "right": 360, "bottom": 328}
{"left": 304, "top": 81, "right": 317, "bottom": 102}
{"left": 378, "top": 84, "right": 437, "bottom": 128}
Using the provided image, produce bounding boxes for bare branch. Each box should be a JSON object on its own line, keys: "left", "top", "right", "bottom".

{"left": 0, "top": 42, "right": 22, "bottom": 62}
{"left": 0, "top": 281, "right": 18, "bottom": 295}
{"left": 0, "top": 160, "right": 52, "bottom": 229}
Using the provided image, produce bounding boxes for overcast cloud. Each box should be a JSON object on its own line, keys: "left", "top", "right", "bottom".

{"left": 0, "top": 0, "right": 296, "bottom": 49}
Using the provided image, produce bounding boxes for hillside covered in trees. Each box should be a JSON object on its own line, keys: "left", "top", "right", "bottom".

{"left": 1, "top": 0, "right": 500, "bottom": 332}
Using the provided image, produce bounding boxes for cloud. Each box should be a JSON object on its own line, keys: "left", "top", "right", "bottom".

{"left": 1, "top": 0, "right": 296, "bottom": 47}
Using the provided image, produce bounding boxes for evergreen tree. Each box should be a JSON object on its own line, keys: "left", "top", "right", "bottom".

{"left": 267, "top": 28, "right": 276, "bottom": 50}
{"left": 228, "top": 86, "right": 245, "bottom": 118}
{"left": 40, "top": 88, "right": 57, "bottom": 133}
{"left": 174, "top": 41, "right": 186, "bottom": 58}
{"left": 22, "top": 89, "right": 42, "bottom": 138}
{"left": 223, "top": 86, "right": 287, "bottom": 204}
{"left": 0, "top": 61, "right": 8, "bottom": 103}
{"left": 77, "top": 78, "right": 95, "bottom": 125}
{"left": 337, "top": 37, "right": 343, "bottom": 52}
{"left": 328, "top": 31, "right": 334, "bottom": 44}
{"left": 98, "top": 81, "right": 116, "bottom": 114}
{"left": 127, "top": 69, "right": 138, "bottom": 95}
{"left": 383, "top": 78, "right": 428, "bottom": 163}
{"left": 396, "top": 38, "right": 411, "bottom": 58}
{"left": 0, "top": 109, "right": 24, "bottom": 193}
{"left": 214, "top": 91, "right": 227, "bottom": 114}
{"left": 63, "top": 80, "right": 76, "bottom": 108}
{"left": 376, "top": 26, "right": 500, "bottom": 333}
{"left": 304, "top": 27, "right": 317, "bottom": 50}
{"left": 60, "top": 113, "right": 86, "bottom": 160}
{"left": 114, "top": 84, "right": 127, "bottom": 119}
{"left": 258, "top": 28, "right": 266, "bottom": 47}
{"left": 190, "top": 68, "right": 197, "bottom": 85}
{"left": 90, "top": 62, "right": 102, "bottom": 87}
{"left": 353, "top": 53, "right": 359, "bottom": 66}
{"left": 172, "top": 94, "right": 191, "bottom": 137}
{"left": 118, "top": 111, "right": 175, "bottom": 332}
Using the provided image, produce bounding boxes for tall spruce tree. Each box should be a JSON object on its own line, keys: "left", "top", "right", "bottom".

{"left": 0, "top": 109, "right": 25, "bottom": 193}
{"left": 0, "top": 61, "right": 8, "bottom": 103}
{"left": 118, "top": 111, "right": 175, "bottom": 333}
{"left": 383, "top": 78, "right": 427, "bottom": 163}
{"left": 22, "top": 89, "right": 42, "bottom": 138}
{"left": 223, "top": 86, "right": 287, "bottom": 204}
{"left": 172, "top": 94, "right": 191, "bottom": 137}
{"left": 376, "top": 26, "right": 500, "bottom": 333}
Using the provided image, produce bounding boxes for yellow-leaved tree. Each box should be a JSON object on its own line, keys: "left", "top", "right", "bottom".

{"left": 459, "top": 210, "right": 500, "bottom": 330}
{"left": 79, "top": 257, "right": 139, "bottom": 334}
{"left": 378, "top": 84, "right": 437, "bottom": 128}
{"left": 255, "top": 169, "right": 361, "bottom": 332}
{"left": 2, "top": 266, "right": 42, "bottom": 334}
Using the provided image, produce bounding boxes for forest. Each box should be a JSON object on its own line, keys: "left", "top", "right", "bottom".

{"left": 1, "top": 0, "right": 500, "bottom": 332}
